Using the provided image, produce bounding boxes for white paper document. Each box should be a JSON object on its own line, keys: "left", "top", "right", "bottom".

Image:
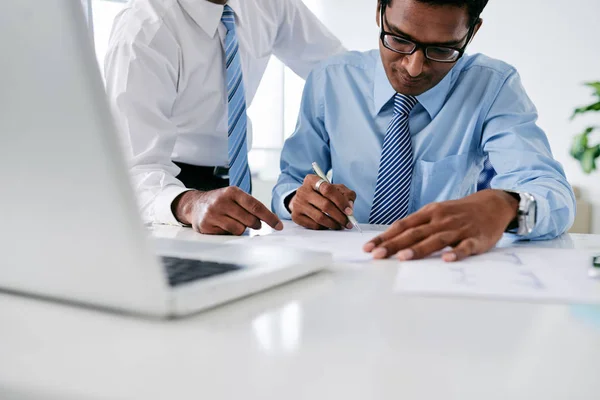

{"left": 394, "top": 247, "right": 600, "bottom": 304}
{"left": 234, "top": 222, "right": 385, "bottom": 262}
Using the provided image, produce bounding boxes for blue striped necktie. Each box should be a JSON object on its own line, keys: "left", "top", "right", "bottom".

{"left": 221, "top": 5, "right": 251, "bottom": 193}
{"left": 369, "top": 94, "right": 418, "bottom": 225}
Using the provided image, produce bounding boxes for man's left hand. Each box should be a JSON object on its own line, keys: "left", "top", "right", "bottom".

{"left": 363, "top": 189, "right": 519, "bottom": 262}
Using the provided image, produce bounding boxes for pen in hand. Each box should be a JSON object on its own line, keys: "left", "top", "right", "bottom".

{"left": 312, "top": 162, "right": 362, "bottom": 233}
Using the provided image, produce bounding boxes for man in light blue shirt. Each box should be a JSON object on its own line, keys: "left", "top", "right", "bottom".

{"left": 272, "top": 0, "right": 575, "bottom": 262}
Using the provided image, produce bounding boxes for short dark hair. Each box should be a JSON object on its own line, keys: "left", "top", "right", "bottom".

{"left": 379, "top": 0, "right": 489, "bottom": 27}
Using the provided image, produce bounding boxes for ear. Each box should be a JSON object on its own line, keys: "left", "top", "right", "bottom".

{"left": 470, "top": 18, "right": 483, "bottom": 42}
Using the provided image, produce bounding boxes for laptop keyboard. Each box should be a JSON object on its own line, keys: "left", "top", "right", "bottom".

{"left": 161, "top": 256, "right": 243, "bottom": 287}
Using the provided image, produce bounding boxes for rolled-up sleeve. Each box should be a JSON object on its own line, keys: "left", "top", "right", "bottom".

{"left": 482, "top": 70, "right": 576, "bottom": 240}
{"left": 272, "top": 68, "right": 331, "bottom": 219}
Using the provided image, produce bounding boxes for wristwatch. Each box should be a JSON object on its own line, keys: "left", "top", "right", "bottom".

{"left": 503, "top": 190, "right": 537, "bottom": 236}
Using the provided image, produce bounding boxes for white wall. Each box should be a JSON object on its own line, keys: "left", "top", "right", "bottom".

{"left": 304, "top": 0, "right": 600, "bottom": 233}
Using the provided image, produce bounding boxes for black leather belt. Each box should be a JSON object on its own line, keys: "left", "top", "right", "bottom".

{"left": 173, "top": 162, "right": 230, "bottom": 192}
{"left": 212, "top": 166, "right": 230, "bottom": 179}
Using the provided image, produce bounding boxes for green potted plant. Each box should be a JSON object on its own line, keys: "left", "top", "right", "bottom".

{"left": 570, "top": 82, "right": 600, "bottom": 173}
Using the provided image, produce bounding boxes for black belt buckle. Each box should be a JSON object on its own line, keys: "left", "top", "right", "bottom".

{"left": 213, "top": 166, "right": 230, "bottom": 179}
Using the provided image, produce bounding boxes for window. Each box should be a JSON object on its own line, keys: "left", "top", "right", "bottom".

{"left": 87, "top": 0, "right": 326, "bottom": 180}
{"left": 90, "top": 0, "right": 126, "bottom": 75}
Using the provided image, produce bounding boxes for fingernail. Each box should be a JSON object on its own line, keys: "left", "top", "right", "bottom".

{"left": 443, "top": 253, "right": 457, "bottom": 262}
{"left": 275, "top": 221, "right": 284, "bottom": 230}
{"left": 372, "top": 248, "right": 388, "bottom": 259}
{"left": 397, "top": 249, "right": 414, "bottom": 261}
{"left": 363, "top": 242, "right": 375, "bottom": 252}
{"left": 346, "top": 222, "right": 353, "bottom": 229}
{"left": 345, "top": 207, "right": 353, "bottom": 216}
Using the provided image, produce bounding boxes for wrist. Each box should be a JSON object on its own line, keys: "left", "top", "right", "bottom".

{"left": 284, "top": 191, "right": 297, "bottom": 213}
{"left": 501, "top": 190, "right": 537, "bottom": 235}
{"left": 172, "top": 190, "right": 206, "bottom": 225}
{"left": 495, "top": 189, "right": 520, "bottom": 224}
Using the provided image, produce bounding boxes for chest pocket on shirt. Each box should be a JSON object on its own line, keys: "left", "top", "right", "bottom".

{"left": 412, "top": 153, "right": 475, "bottom": 206}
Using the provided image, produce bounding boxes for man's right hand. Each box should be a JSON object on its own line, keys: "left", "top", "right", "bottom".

{"left": 289, "top": 174, "right": 357, "bottom": 230}
{"left": 172, "top": 187, "right": 283, "bottom": 236}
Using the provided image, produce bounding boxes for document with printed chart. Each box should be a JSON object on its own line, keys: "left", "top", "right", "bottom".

{"left": 394, "top": 247, "right": 600, "bottom": 304}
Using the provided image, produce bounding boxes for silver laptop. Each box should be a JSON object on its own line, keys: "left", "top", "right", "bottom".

{"left": 0, "top": 0, "right": 330, "bottom": 317}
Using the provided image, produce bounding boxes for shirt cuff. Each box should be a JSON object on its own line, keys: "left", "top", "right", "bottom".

{"left": 524, "top": 190, "right": 551, "bottom": 239}
{"left": 154, "top": 186, "right": 194, "bottom": 226}
{"left": 273, "top": 183, "right": 301, "bottom": 220}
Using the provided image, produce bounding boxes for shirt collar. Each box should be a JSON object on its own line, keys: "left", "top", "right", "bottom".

{"left": 178, "top": 0, "right": 243, "bottom": 38}
{"left": 373, "top": 52, "right": 465, "bottom": 118}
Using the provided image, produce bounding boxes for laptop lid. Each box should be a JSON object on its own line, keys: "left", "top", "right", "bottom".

{"left": 0, "top": 0, "right": 170, "bottom": 314}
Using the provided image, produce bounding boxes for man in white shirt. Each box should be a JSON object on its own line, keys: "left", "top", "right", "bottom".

{"left": 104, "top": 0, "right": 344, "bottom": 235}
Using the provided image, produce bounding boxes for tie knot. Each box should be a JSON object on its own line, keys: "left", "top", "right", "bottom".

{"left": 394, "top": 94, "right": 418, "bottom": 116}
{"left": 221, "top": 5, "right": 236, "bottom": 32}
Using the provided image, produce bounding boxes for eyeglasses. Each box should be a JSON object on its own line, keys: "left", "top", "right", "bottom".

{"left": 379, "top": 5, "right": 475, "bottom": 63}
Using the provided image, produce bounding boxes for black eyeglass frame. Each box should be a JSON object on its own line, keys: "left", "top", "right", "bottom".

{"left": 379, "top": 5, "right": 477, "bottom": 63}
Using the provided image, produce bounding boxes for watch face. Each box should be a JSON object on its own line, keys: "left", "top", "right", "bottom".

{"left": 524, "top": 211, "right": 535, "bottom": 233}
{"left": 504, "top": 191, "right": 536, "bottom": 235}
{"left": 517, "top": 194, "right": 536, "bottom": 235}
{"left": 524, "top": 197, "right": 536, "bottom": 234}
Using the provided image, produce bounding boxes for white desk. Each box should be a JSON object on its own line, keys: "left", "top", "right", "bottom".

{"left": 1, "top": 227, "right": 599, "bottom": 400}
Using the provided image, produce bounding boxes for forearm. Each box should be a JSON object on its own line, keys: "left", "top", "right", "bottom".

{"left": 482, "top": 71, "right": 576, "bottom": 240}
{"left": 271, "top": 65, "right": 330, "bottom": 218}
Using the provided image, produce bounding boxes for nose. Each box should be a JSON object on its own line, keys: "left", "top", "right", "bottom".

{"left": 402, "top": 49, "right": 425, "bottom": 77}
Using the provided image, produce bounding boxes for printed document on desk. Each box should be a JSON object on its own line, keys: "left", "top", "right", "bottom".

{"left": 233, "top": 221, "right": 384, "bottom": 263}
{"left": 394, "top": 248, "right": 600, "bottom": 304}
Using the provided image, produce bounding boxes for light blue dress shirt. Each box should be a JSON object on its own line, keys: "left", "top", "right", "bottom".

{"left": 272, "top": 50, "right": 576, "bottom": 240}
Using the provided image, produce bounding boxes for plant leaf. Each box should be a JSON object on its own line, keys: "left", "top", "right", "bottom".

{"left": 571, "top": 101, "right": 600, "bottom": 119}
{"left": 584, "top": 81, "right": 600, "bottom": 98}
{"left": 581, "top": 148, "right": 597, "bottom": 174}
{"left": 570, "top": 127, "right": 595, "bottom": 159}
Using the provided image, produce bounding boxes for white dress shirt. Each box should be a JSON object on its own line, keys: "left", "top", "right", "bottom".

{"left": 104, "top": 0, "right": 344, "bottom": 225}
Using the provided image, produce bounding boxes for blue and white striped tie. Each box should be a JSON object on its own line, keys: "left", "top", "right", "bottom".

{"left": 221, "top": 6, "right": 251, "bottom": 193}
{"left": 369, "top": 94, "right": 418, "bottom": 225}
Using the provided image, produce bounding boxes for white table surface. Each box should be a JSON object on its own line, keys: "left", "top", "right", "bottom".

{"left": 1, "top": 226, "right": 600, "bottom": 400}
